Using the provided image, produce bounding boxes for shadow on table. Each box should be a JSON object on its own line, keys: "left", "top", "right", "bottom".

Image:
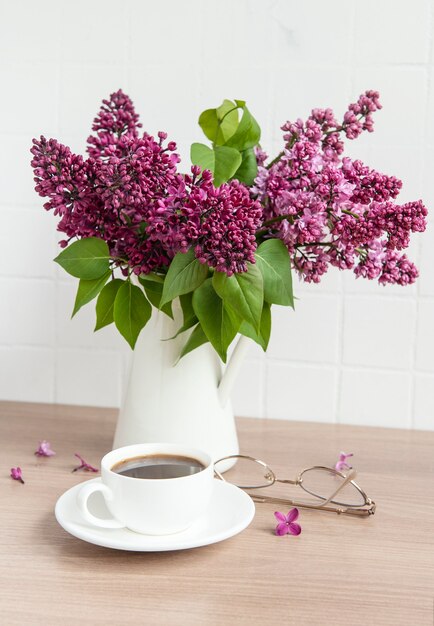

{"left": 34, "top": 510, "right": 230, "bottom": 567}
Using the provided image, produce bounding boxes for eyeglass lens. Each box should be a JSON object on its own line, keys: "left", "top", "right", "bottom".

{"left": 299, "top": 467, "right": 366, "bottom": 506}
{"left": 214, "top": 456, "right": 275, "bottom": 489}
{"left": 215, "top": 457, "right": 366, "bottom": 507}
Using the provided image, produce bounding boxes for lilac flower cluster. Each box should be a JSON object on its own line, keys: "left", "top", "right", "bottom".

{"left": 146, "top": 168, "right": 262, "bottom": 275}
{"left": 32, "top": 89, "right": 426, "bottom": 285}
{"left": 87, "top": 89, "right": 142, "bottom": 158}
{"left": 253, "top": 90, "right": 427, "bottom": 285}
{"left": 31, "top": 90, "right": 262, "bottom": 275}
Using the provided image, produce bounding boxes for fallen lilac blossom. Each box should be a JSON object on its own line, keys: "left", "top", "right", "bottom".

{"left": 10, "top": 467, "right": 25, "bottom": 484}
{"left": 34, "top": 440, "right": 56, "bottom": 457}
{"left": 274, "top": 508, "right": 302, "bottom": 536}
{"left": 72, "top": 453, "right": 98, "bottom": 473}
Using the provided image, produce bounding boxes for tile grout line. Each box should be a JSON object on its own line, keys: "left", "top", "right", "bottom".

{"left": 335, "top": 0, "right": 358, "bottom": 426}
{"left": 264, "top": 0, "right": 284, "bottom": 420}
{"left": 409, "top": 0, "right": 434, "bottom": 428}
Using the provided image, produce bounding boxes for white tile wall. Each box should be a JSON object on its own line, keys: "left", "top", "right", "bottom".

{"left": 414, "top": 374, "right": 434, "bottom": 429}
{"left": 415, "top": 300, "right": 434, "bottom": 371}
{"left": 343, "top": 297, "right": 416, "bottom": 370}
{"left": 338, "top": 369, "right": 412, "bottom": 428}
{"left": 0, "top": 279, "right": 55, "bottom": 347}
{"left": 266, "top": 362, "right": 337, "bottom": 423}
{"left": 55, "top": 349, "right": 123, "bottom": 407}
{"left": 268, "top": 298, "right": 340, "bottom": 365}
{"left": 354, "top": 0, "right": 430, "bottom": 65}
{"left": 0, "top": 347, "right": 55, "bottom": 402}
{"left": 0, "top": 0, "right": 433, "bottom": 430}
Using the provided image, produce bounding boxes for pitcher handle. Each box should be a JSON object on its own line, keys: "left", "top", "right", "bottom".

{"left": 218, "top": 335, "right": 250, "bottom": 408}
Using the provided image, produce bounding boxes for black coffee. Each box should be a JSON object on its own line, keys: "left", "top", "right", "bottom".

{"left": 111, "top": 454, "right": 205, "bottom": 479}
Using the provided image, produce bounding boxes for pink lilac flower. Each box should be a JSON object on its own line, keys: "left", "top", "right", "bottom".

{"left": 254, "top": 146, "right": 268, "bottom": 166}
{"left": 10, "top": 467, "right": 24, "bottom": 484}
{"left": 378, "top": 250, "right": 419, "bottom": 286}
{"left": 335, "top": 452, "right": 353, "bottom": 472}
{"left": 72, "top": 453, "right": 98, "bottom": 473}
{"left": 254, "top": 90, "right": 427, "bottom": 286}
{"left": 342, "top": 90, "right": 382, "bottom": 140}
{"left": 35, "top": 440, "right": 56, "bottom": 457}
{"left": 274, "top": 508, "right": 302, "bottom": 536}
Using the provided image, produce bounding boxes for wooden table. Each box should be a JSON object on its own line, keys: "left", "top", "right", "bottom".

{"left": 1, "top": 402, "right": 433, "bottom": 626}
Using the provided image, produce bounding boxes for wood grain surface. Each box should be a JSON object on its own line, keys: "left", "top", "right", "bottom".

{"left": 1, "top": 401, "right": 433, "bottom": 626}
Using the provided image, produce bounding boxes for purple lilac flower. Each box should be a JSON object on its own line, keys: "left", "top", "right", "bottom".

{"left": 194, "top": 179, "right": 263, "bottom": 275}
{"left": 274, "top": 508, "right": 302, "bottom": 536}
{"left": 87, "top": 89, "right": 142, "bottom": 159}
{"left": 31, "top": 89, "right": 427, "bottom": 286}
{"left": 32, "top": 90, "right": 262, "bottom": 277}
{"left": 31, "top": 136, "right": 90, "bottom": 233}
{"left": 35, "top": 440, "right": 56, "bottom": 457}
{"left": 72, "top": 453, "right": 98, "bottom": 473}
{"left": 10, "top": 467, "right": 24, "bottom": 484}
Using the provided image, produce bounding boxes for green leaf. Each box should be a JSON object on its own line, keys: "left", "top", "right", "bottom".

{"left": 225, "top": 106, "right": 261, "bottom": 152}
{"left": 192, "top": 279, "right": 240, "bottom": 362}
{"left": 72, "top": 271, "right": 111, "bottom": 317}
{"left": 95, "top": 279, "right": 124, "bottom": 331}
{"left": 240, "top": 301, "right": 272, "bottom": 351}
{"left": 165, "top": 315, "right": 199, "bottom": 341}
{"left": 191, "top": 143, "right": 242, "bottom": 186}
{"left": 54, "top": 237, "right": 111, "bottom": 279}
{"left": 139, "top": 272, "right": 164, "bottom": 283}
{"left": 160, "top": 249, "right": 208, "bottom": 307}
{"left": 190, "top": 143, "right": 215, "bottom": 172}
{"left": 198, "top": 99, "right": 239, "bottom": 145}
{"left": 138, "top": 277, "right": 173, "bottom": 319}
{"left": 162, "top": 291, "right": 198, "bottom": 340}
{"left": 180, "top": 292, "right": 195, "bottom": 325}
{"left": 232, "top": 147, "right": 258, "bottom": 185}
{"left": 213, "top": 146, "right": 242, "bottom": 186}
{"left": 113, "top": 281, "right": 152, "bottom": 349}
{"left": 255, "top": 239, "right": 294, "bottom": 307}
{"left": 213, "top": 262, "right": 263, "bottom": 332}
{"left": 179, "top": 324, "right": 209, "bottom": 360}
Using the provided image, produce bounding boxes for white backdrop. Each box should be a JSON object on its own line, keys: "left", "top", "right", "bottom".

{"left": 0, "top": 0, "right": 433, "bottom": 429}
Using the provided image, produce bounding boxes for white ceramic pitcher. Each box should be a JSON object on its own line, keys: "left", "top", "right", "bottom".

{"left": 113, "top": 303, "right": 250, "bottom": 472}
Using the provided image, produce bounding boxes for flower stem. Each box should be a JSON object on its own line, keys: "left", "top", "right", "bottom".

{"left": 266, "top": 151, "right": 284, "bottom": 169}
{"left": 256, "top": 214, "right": 294, "bottom": 238}
{"left": 341, "top": 208, "right": 360, "bottom": 219}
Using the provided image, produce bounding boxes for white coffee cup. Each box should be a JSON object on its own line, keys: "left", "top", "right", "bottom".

{"left": 76, "top": 443, "right": 214, "bottom": 535}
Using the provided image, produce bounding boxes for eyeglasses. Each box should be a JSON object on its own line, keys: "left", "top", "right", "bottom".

{"left": 214, "top": 455, "right": 376, "bottom": 517}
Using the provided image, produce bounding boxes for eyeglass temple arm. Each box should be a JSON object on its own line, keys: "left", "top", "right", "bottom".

{"left": 274, "top": 478, "right": 298, "bottom": 485}
{"left": 317, "top": 469, "right": 358, "bottom": 507}
{"left": 251, "top": 493, "right": 375, "bottom": 517}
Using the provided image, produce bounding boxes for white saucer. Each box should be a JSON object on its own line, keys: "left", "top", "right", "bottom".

{"left": 55, "top": 478, "right": 255, "bottom": 551}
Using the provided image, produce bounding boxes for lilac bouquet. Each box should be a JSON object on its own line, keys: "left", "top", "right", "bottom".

{"left": 31, "top": 90, "right": 427, "bottom": 360}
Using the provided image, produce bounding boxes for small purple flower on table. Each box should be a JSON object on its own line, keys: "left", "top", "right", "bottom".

{"left": 335, "top": 452, "right": 353, "bottom": 472}
{"left": 274, "top": 508, "right": 302, "bottom": 536}
{"left": 34, "top": 440, "right": 56, "bottom": 457}
{"left": 10, "top": 467, "right": 25, "bottom": 484}
{"left": 72, "top": 453, "right": 98, "bottom": 473}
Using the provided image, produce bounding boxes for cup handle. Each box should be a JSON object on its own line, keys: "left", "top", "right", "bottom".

{"left": 76, "top": 482, "right": 126, "bottom": 529}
